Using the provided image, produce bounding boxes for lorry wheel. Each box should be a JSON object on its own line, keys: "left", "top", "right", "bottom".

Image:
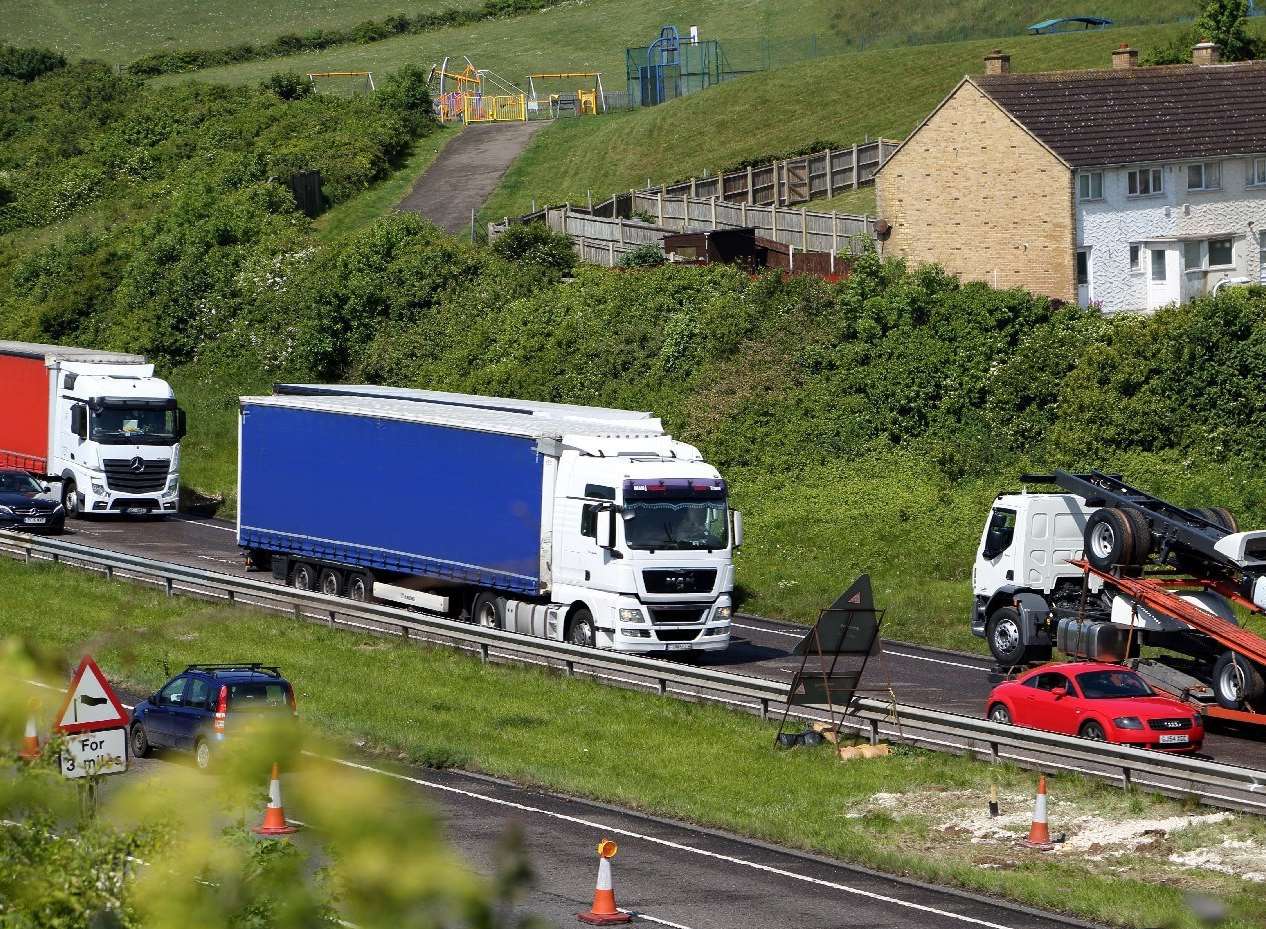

{"left": 346, "top": 573, "right": 370, "bottom": 602}
{"left": 1084, "top": 508, "right": 1140, "bottom": 572}
{"left": 985, "top": 607, "right": 1046, "bottom": 666}
{"left": 1193, "top": 507, "right": 1239, "bottom": 533}
{"left": 1212, "top": 651, "right": 1266, "bottom": 710}
{"left": 290, "top": 562, "right": 317, "bottom": 591}
{"left": 62, "top": 481, "right": 81, "bottom": 519}
{"left": 568, "top": 609, "right": 595, "bottom": 647}
{"left": 472, "top": 591, "right": 505, "bottom": 629}
{"left": 318, "top": 568, "right": 343, "bottom": 597}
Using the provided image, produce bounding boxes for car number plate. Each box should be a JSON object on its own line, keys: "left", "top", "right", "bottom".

{"left": 23, "top": 517, "right": 46, "bottom": 524}
{"left": 666, "top": 643, "right": 693, "bottom": 651}
{"left": 1158, "top": 733, "right": 1189, "bottom": 744}
{"left": 125, "top": 507, "right": 148, "bottom": 515}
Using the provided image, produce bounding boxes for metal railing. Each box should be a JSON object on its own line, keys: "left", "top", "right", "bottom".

{"left": 4, "top": 529, "right": 1265, "bottom": 815}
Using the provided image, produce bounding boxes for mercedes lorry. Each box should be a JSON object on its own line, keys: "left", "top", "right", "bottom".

{"left": 237, "top": 385, "right": 739, "bottom": 654}
{"left": 0, "top": 341, "right": 185, "bottom": 517}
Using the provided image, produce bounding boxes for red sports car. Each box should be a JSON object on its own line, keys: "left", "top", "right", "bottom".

{"left": 985, "top": 661, "right": 1204, "bottom": 753}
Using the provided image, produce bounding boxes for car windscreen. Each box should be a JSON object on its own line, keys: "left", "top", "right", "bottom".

{"left": 0, "top": 472, "right": 42, "bottom": 494}
{"left": 227, "top": 681, "right": 292, "bottom": 712}
{"left": 1075, "top": 670, "right": 1153, "bottom": 699}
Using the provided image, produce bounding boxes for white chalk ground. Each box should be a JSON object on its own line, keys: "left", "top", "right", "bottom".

{"left": 853, "top": 788, "right": 1266, "bottom": 884}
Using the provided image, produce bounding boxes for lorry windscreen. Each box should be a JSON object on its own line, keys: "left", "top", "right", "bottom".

{"left": 622, "top": 479, "right": 728, "bottom": 551}
{"left": 90, "top": 407, "right": 178, "bottom": 444}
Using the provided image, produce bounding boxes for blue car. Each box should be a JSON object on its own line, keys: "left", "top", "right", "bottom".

{"left": 0, "top": 469, "right": 64, "bottom": 534}
{"left": 130, "top": 664, "right": 297, "bottom": 770}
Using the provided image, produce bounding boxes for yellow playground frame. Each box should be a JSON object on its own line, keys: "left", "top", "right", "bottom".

{"left": 429, "top": 57, "right": 527, "bottom": 124}
{"left": 526, "top": 72, "right": 606, "bottom": 116}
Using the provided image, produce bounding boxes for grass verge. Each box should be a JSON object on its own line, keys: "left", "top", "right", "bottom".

{"left": 4, "top": 557, "right": 1265, "bottom": 928}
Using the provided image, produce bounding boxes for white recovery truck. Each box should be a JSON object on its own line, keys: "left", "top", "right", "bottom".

{"left": 972, "top": 471, "right": 1266, "bottom": 718}
{"left": 0, "top": 340, "right": 185, "bottom": 517}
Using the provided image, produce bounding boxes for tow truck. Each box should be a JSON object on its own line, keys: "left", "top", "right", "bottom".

{"left": 972, "top": 470, "right": 1266, "bottom": 722}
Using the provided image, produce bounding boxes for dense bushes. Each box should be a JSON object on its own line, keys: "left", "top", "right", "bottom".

{"left": 126, "top": 0, "right": 561, "bottom": 77}
{"left": 0, "top": 45, "right": 66, "bottom": 82}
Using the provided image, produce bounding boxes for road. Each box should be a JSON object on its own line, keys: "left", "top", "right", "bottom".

{"left": 53, "top": 514, "right": 1266, "bottom": 772}
{"left": 397, "top": 121, "right": 545, "bottom": 233}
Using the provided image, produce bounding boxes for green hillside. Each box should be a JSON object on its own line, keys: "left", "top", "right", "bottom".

{"left": 481, "top": 20, "right": 1239, "bottom": 220}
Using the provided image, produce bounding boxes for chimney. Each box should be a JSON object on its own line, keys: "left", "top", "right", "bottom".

{"left": 1112, "top": 44, "right": 1138, "bottom": 69}
{"left": 984, "top": 50, "right": 1011, "bottom": 75}
{"left": 1192, "top": 40, "right": 1221, "bottom": 66}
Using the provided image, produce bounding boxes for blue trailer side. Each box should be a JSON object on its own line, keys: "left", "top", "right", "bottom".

{"left": 238, "top": 402, "right": 544, "bottom": 595}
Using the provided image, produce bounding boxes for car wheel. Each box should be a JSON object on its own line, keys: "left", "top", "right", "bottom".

{"left": 195, "top": 738, "right": 213, "bottom": 771}
{"left": 290, "top": 562, "right": 317, "bottom": 591}
{"left": 346, "top": 572, "right": 370, "bottom": 602}
{"left": 987, "top": 703, "right": 1012, "bottom": 725}
{"left": 1084, "top": 508, "right": 1140, "bottom": 572}
{"left": 1212, "top": 651, "right": 1266, "bottom": 710}
{"left": 568, "top": 608, "right": 595, "bottom": 647}
{"left": 1080, "top": 720, "right": 1107, "bottom": 741}
{"left": 985, "top": 607, "right": 1047, "bottom": 666}
{"left": 62, "top": 481, "right": 81, "bottom": 520}
{"left": 472, "top": 591, "right": 505, "bottom": 629}
{"left": 130, "top": 722, "right": 151, "bottom": 758}
{"left": 318, "top": 567, "right": 343, "bottom": 597}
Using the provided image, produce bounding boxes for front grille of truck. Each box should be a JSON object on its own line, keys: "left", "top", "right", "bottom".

{"left": 655, "top": 628, "right": 702, "bottom": 642}
{"left": 643, "top": 569, "right": 716, "bottom": 594}
{"left": 648, "top": 607, "right": 707, "bottom": 625}
{"left": 103, "top": 458, "right": 169, "bottom": 493}
{"left": 1147, "top": 718, "right": 1192, "bottom": 731}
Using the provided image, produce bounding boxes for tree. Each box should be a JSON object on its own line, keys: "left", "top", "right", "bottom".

{"left": 1195, "top": 0, "right": 1263, "bottom": 60}
{"left": 0, "top": 45, "right": 67, "bottom": 82}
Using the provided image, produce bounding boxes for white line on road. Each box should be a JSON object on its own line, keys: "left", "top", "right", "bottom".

{"left": 620, "top": 909, "right": 695, "bottom": 928}
{"left": 732, "top": 622, "right": 802, "bottom": 639}
{"left": 310, "top": 752, "right": 1019, "bottom": 929}
{"left": 171, "top": 516, "right": 236, "bottom": 534}
{"left": 884, "top": 651, "right": 990, "bottom": 672}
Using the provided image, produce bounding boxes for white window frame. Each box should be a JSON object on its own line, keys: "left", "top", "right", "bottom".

{"left": 1186, "top": 161, "right": 1221, "bottom": 192}
{"left": 1077, "top": 171, "right": 1103, "bottom": 201}
{"left": 1251, "top": 157, "right": 1266, "bottom": 188}
{"left": 1207, "top": 237, "right": 1235, "bottom": 269}
{"left": 1129, "top": 243, "right": 1141, "bottom": 271}
{"left": 1183, "top": 238, "right": 1237, "bottom": 273}
{"left": 1127, "top": 167, "right": 1164, "bottom": 197}
{"left": 1076, "top": 249, "right": 1090, "bottom": 287}
{"left": 1259, "top": 230, "right": 1265, "bottom": 282}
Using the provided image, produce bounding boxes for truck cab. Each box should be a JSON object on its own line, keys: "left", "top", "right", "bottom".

{"left": 552, "top": 436, "right": 736, "bottom": 653}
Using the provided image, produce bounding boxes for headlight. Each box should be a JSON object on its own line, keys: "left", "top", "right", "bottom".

{"left": 91, "top": 482, "right": 107, "bottom": 495}
{"left": 714, "top": 606, "right": 733, "bottom": 621}
{"left": 166, "top": 476, "right": 179, "bottom": 493}
{"left": 0, "top": 505, "right": 12, "bottom": 516}
{"left": 618, "top": 608, "right": 644, "bottom": 623}
{"left": 622, "top": 628, "right": 651, "bottom": 638}
{"left": 52, "top": 504, "right": 64, "bottom": 514}
{"left": 1113, "top": 716, "right": 1144, "bottom": 730}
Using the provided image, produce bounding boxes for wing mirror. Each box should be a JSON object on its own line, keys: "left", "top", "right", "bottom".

{"left": 731, "top": 510, "right": 744, "bottom": 547}
{"left": 70, "top": 404, "right": 87, "bottom": 440}
{"left": 595, "top": 508, "right": 616, "bottom": 549}
{"left": 175, "top": 408, "right": 188, "bottom": 440}
{"left": 1051, "top": 686, "right": 1068, "bottom": 700}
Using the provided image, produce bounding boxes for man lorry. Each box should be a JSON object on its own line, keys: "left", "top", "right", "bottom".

{"left": 237, "top": 385, "right": 739, "bottom": 654}
{"left": 0, "top": 341, "right": 185, "bottom": 518}
{"left": 972, "top": 470, "right": 1266, "bottom": 718}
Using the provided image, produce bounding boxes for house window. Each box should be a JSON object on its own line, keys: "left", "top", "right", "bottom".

{"left": 1186, "top": 162, "right": 1221, "bottom": 191}
{"left": 1259, "top": 231, "right": 1265, "bottom": 283}
{"left": 1208, "top": 238, "right": 1234, "bottom": 268}
{"left": 1076, "top": 250, "right": 1089, "bottom": 286}
{"left": 1183, "top": 240, "right": 1204, "bottom": 270}
{"left": 1252, "top": 157, "right": 1266, "bottom": 187}
{"left": 1127, "top": 167, "right": 1164, "bottom": 197}
{"left": 1183, "top": 238, "right": 1237, "bottom": 271}
{"left": 1151, "top": 249, "right": 1167, "bottom": 281}
{"left": 1129, "top": 244, "right": 1140, "bottom": 270}
{"left": 1077, "top": 171, "right": 1103, "bottom": 200}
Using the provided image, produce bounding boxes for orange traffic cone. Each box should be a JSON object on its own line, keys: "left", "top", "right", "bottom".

{"left": 18, "top": 713, "right": 40, "bottom": 761}
{"left": 577, "top": 838, "right": 631, "bottom": 925}
{"left": 253, "top": 763, "right": 299, "bottom": 836}
{"left": 1023, "top": 775, "right": 1053, "bottom": 850}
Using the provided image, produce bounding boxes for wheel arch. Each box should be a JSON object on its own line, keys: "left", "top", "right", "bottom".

{"left": 563, "top": 600, "right": 592, "bottom": 638}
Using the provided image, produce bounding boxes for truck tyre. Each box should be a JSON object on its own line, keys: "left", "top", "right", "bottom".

{"left": 986, "top": 606, "right": 1047, "bottom": 666}
{"left": 1122, "top": 508, "right": 1153, "bottom": 566}
{"left": 473, "top": 591, "right": 505, "bottom": 629}
{"left": 290, "top": 562, "right": 317, "bottom": 591}
{"left": 568, "top": 608, "right": 595, "bottom": 648}
{"left": 62, "top": 480, "right": 81, "bottom": 519}
{"left": 1193, "top": 507, "right": 1239, "bottom": 533}
{"left": 318, "top": 568, "right": 343, "bottom": 597}
{"left": 1212, "top": 651, "right": 1266, "bottom": 710}
{"left": 1084, "top": 508, "right": 1139, "bottom": 572}
{"left": 346, "top": 573, "right": 371, "bottom": 602}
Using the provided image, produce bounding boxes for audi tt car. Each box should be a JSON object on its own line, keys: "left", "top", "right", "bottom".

{"left": 0, "top": 469, "right": 65, "bottom": 534}
{"left": 985, "top": 661, "right": 1204, "bottom": 753}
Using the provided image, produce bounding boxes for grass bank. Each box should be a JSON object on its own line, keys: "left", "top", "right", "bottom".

{"left": 3, "top": 558, "right": 1266, "bottom": 928}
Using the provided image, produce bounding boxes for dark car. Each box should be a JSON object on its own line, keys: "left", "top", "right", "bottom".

{"left": 130, "top": 664, "right": 297, "bottom": 770}
{"left": 0, "top": 469, "right": 64, "bottom": 534}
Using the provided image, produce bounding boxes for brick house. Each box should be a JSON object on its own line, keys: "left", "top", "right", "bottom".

{"left": 875, "top": 44, "right": 1266, "bottom": 312}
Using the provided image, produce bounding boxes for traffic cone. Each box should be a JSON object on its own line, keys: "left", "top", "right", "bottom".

{"left": 577, "top": 838, "right": 631, "bottom": 925}
{"left": 18, "top": 713, "right": 40, "bottom": 761}
{"left": 1023, "top": 775, "right": 1053, "bottom": 850}
{"left": 252, "top": 763, "right": 299, "bottom": 836}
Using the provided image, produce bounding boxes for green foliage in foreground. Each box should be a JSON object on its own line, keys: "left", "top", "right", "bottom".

{"left": 1144, "top": 0, "right": 1266, "bottom": 63}
{"left": 3, "top": 562, "right": 1266, "bottom": 929}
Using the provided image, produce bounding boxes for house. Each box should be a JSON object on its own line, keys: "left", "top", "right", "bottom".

{"left": 875, "top": 43, "right": 1266, "bottom": 312}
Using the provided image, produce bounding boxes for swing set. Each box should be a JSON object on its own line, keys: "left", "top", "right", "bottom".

{"left": 526, "top": 72, "right": 607, "bottom": 117}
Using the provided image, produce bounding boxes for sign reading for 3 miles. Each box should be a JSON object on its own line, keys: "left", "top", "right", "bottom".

{"left": 60, "top": 728, "right": 127, "bottom": 779}
{"left": 54, "top": 655, "right": 130, "bottom": 779}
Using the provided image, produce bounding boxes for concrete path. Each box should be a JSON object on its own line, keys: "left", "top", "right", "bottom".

{"left": 397, "top": 121, "right": 545, "bottom": 234}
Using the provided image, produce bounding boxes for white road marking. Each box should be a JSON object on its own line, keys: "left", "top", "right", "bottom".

{"left": 732, "top": 622, "right": 802, "bottom": 639}
{"left": 619, "top": 909, "right": 695, "bottom": 928}
{"left": 309, "top": 752, "right": 1018, "bottom": 929}
{"left": 883, "top": 651, "right": 990, "bottom": 672}
{"left": 171, "top": 517, "right": 236, "bottom": 534}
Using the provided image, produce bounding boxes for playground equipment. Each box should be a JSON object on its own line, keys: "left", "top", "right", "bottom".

{"left": 526, "top": 72, "right": 607, "bottom": 117}
{"left": 626, "top": 25, "right": 731, "bottom": 107}
{"left": 428, "top": 57, "right": 527, "bottom": 124}
{"left": 307, "top": 71, "right": 376, "bottom": 94}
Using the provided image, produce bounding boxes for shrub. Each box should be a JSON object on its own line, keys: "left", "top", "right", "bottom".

{"left": 490, "top": 222, "right": 576, "bottom": 275}
{"left": 618, "top": 243, "right": 666, "bottom": 268}
{"left": 261, "top": 71, "right": 313, "bottom": 100}
{"left": 0, "top": 44, "right": 66, "bottom": 82}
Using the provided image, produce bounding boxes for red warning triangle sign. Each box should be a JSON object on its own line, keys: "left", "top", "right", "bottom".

{"left": 55, "top": 656, "right": 130, "bottom": 734}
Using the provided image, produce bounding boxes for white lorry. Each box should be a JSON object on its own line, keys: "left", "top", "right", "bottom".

{"left": 0, "top": 341, "right": 185, "bottom": 517}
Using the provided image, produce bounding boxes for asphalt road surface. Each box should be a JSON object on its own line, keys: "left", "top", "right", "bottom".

{"left": 44, "top": 514, "right": 1266, "bottom": 771}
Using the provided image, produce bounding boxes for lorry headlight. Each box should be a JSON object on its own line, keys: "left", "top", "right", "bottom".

{"left": 91, "top": 482, "right": 107, "bottom": 496}
{"left": 714, "top": 606, "right": 732, "bottom": 621}
{"left": 166, "top": 476, "right": 179, "bottom": 493}
{"left": 622, "top": 628, "right": 651, "bottom": 638}
{"left": 1113, "top": 716, "right": 1144, "bottom": 730}
{"left": 619, "top": 608, "right": 645, "bottom": 623}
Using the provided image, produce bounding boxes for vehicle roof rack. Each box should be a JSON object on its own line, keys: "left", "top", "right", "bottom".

{"left": 183, "top": 663, "right": 282, "bottom": 677}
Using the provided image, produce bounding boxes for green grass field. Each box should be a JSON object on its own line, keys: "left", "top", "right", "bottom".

{"left": 6, "top": 557, "right": 1266, "bottom": 929}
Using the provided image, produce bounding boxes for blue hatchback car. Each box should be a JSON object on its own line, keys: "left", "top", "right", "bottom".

{"left": 130, "top": 664, "right": 297, "bottom": 770}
